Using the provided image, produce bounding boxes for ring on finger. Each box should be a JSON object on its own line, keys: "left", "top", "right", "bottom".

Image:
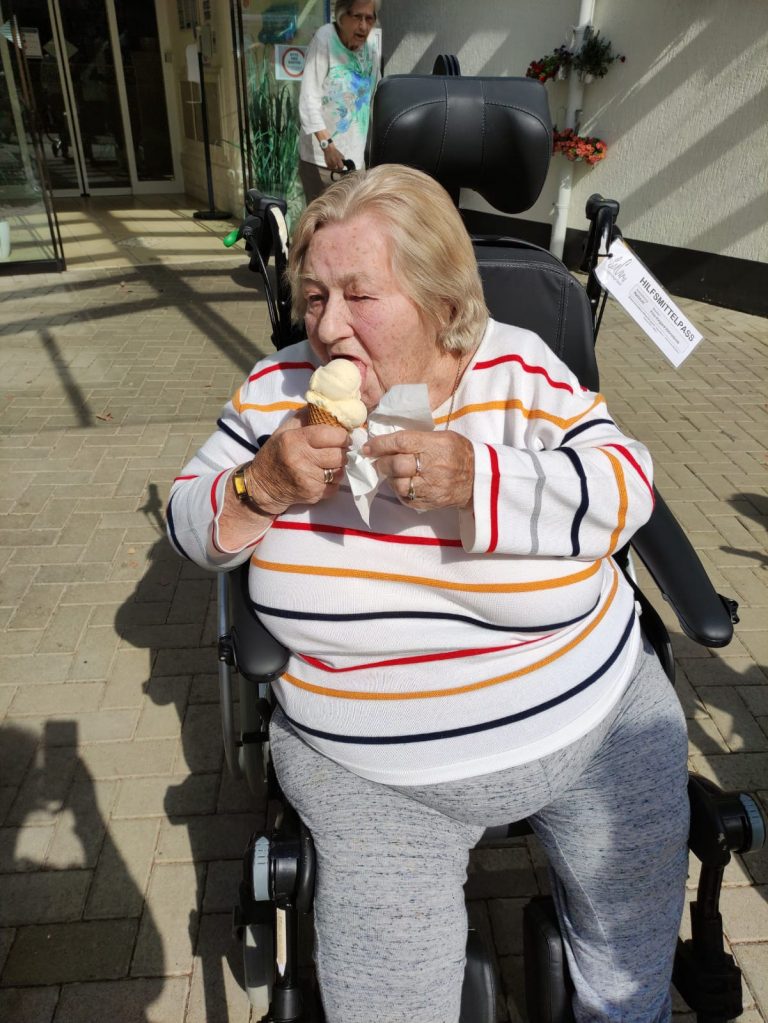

{"left": 414, "top": 453, "right": 422, "bottom": 476}
{"left": 323, "top": 468, "right": 335, "bottom": 485}
{"left": 407, "top": 478, "right": 416, "bottom": 501}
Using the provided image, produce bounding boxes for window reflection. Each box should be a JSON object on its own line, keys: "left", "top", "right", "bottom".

{"left": 0, "top": 16, "right": 63, "bottom": 268}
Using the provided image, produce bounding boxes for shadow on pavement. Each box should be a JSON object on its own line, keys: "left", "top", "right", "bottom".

{"left": 721, "top": 492, "right": 768, "bottom": 567}
{"left": 0, "top": 720, "right": 164, "bottom": 1021}
{"left": 114, "top": 484, "right": 258, "bottom": 1022}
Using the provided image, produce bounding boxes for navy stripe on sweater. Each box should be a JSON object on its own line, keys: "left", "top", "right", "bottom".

{"left": 561, "top": 418, "right": 615, "bottom": 445}
{"left": 250, "top": 598, "right": 600, "bottom": 633}
{"left": 560, "top": 448, "right": 589, "bottom": 557}
{"left": 216, "top": 418, "right": 261, "bottom": 455}
{"left": 166, "top": 494, "right": 192, "bottom": 561}
{"left": 280, "top": 613, "right": 636, "bottom": 746}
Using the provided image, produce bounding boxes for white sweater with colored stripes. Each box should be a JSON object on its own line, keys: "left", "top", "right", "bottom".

{"left": 168, "top": 320, "right": 655, "bottom": 784}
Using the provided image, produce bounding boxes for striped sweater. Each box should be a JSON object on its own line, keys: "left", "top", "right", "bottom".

{"left": 168, "top": 319, "right": 655, "bottom": 784}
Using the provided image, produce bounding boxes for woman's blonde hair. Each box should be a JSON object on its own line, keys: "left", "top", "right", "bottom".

{"left": 287, "top": 164, "right": 488, "bottom": 353}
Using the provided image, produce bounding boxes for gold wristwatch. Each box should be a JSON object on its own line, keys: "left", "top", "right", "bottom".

{"left": 232, "top": 464, "right": 252, "bottom": 502}
{"left": 232, "top": 463, "right": 274, "bottom": 518}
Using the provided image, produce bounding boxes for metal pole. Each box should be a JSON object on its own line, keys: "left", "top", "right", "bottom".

{"left": 194, "top": 25, "right": 231, "bottom": 220}
{"left": 550, "top": 0, "right": 595, "bottom": 260}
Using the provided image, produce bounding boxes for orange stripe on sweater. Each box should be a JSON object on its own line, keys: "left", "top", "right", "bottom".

{"left": 435, "top": 393, "right": 605, "bottom": 428}
{"left": 250, "top": 555, "right": 601, "bottom": 593}
{"left": 600, "top": 449, "right": 627, "bottom": 555}
{"left": 281, "top": 564, "right": 619, "bottom": 700}
{"left": 232, "top": 386, "right": 303, "bottom": 415}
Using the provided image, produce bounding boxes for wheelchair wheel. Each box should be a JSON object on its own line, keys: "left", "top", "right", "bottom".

{"left": 243, "top": 921, "right": 274, "bottom": 1018}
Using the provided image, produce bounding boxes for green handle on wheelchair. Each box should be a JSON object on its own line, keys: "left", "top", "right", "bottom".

{"left": 223, "top": 228, "right": 240, "bottom": 248}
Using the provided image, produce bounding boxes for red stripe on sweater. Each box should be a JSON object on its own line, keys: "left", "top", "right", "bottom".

{"left": 173, "top": 475, "right": 198, "bottom": 483}
{"left": 210, "top": 469, "right": 227, "bottom": 515}
{"left": 210, "top": 469, "right": 228, "bottom": 553}
{"left": 474, "top": 354, "right": 575, "bottom": 394}
{"left": 487, "top": 445, "right": 500, "bottom": 553}
{"left": 272, "top": 520, "right": 462, "bottom": 547}
{"left": 602, "top": 444, "right": 655, "bottom": 504}
{"left": 248, "top": 361, "right": 314, "bottom": 383}
{"left": 300, "top": 634, "right": 551, "bottom": 673}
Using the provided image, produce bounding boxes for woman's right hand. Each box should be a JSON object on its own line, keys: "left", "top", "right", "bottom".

{"left": 243, "top": 415, "right": 349, "bottom": 515}
{"left": 323, "top": 142, "right": 346, "bottom": 173}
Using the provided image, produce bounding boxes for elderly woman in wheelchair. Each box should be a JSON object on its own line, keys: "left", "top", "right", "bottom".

{"left": 167, "top": 161, "right": 700, "bottom": 1022}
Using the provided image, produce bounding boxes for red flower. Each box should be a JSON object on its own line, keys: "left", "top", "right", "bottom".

{"left": 552, "top": 128, "right": 607, "bottom": 164}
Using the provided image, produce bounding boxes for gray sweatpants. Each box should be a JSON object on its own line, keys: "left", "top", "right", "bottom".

{"left": 270, "top": 637, "right": 690, "bottom": 1023}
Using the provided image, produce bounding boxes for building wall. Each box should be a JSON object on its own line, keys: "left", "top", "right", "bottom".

{"left": 157, "top": 1, "right": 242, "bottom": 216}
{"left": 380, "top": 0, "right": 768, "bottom": 266}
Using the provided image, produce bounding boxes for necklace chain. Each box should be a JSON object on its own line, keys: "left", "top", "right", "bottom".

{"left": 444, "top": 347, "right": 473, "bottom": 429}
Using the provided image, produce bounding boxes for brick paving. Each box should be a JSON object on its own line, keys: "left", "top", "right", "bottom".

{"left": 0, "top": 252, "right": 766, "bottom": 1022}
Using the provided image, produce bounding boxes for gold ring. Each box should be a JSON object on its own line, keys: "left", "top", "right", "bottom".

{"left": 323, "top": 468, "right": 335, "bottom": 485}
{"left": 414, "top": 453, "right": 422, "bottom": 476}
{"left": 407, "top": 479, "right": 416, "bottom": 501}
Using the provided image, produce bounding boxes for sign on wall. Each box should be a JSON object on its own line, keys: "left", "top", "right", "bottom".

{"left": 275, "top": 44, "right": 306, "bottom": 80}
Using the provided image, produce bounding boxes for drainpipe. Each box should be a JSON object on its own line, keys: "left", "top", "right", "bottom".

{"left": 550, "top": 0, "right": 596, "bottom": 260}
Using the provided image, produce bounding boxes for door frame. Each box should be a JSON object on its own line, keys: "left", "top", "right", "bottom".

{"left": 46, "top": 0, "right": 182, "bottom": 196}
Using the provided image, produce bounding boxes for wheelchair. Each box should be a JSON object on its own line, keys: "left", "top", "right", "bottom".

{"left": 214, "top": 70, "right": 766, "bottom": 1023}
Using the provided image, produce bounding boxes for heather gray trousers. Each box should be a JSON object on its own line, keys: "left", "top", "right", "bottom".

{"left": 270, "top": 636, "right": 690, "bottom": 1023}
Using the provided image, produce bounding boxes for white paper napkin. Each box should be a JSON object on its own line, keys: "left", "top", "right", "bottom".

{"left": 345, "top": 383, "right": 435, "bottom": 525}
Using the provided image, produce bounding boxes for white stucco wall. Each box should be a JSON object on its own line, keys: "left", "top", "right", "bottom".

{"left": 380, "top": 0, "right": 768, "bottom": 264}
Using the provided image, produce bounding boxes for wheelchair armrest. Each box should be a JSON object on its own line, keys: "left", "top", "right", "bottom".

{"left": 229, "top": 562, "right": 289, "bottom": 683}
{"left": 630, "top": 488, "right": 737, "bottom": 648}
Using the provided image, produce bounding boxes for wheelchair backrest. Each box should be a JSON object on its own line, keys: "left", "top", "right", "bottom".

{"left": 369, "top": 75, "right": 599, "bottom": 391}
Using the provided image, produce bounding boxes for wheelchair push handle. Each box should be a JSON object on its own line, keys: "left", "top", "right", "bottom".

{"left": 581, "top": 193, "right": 621, "bottom": 273}
{"left": 331, "top": 158, "right": 356, "bottom": 181}
{"left": 222, "top": 188, "right": 296, "bottom": 349}
{"left": 582, "top": 193, "right": 622, "bottom": 339}
{"left": 222, "top": 188, "right": 289, "bottom": 251}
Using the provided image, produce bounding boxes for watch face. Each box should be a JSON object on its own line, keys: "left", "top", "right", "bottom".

{"left": 233, "top": 468, "right": 249, "bottom": 500}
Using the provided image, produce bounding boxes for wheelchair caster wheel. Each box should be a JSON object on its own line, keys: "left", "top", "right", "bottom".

{"left": 243, "top": 921, "right": 274, "bottom": 1019}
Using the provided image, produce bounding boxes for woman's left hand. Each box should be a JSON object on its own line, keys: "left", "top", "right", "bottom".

{"left": 362, "top": 430, "right": 475, "bottom": 511}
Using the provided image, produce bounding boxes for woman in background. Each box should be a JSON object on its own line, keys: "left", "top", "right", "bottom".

{"left": 298, "top": 0, "right": 381, "bottom": 202}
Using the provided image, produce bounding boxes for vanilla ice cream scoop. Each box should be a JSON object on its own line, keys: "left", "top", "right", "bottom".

{"left": 305, "top": 359, "right": 367, "bottom": 430}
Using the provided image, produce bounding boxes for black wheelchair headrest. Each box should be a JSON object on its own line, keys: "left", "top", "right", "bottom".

{"left": 370, "top": 75, "right": 552, "bottom": 214}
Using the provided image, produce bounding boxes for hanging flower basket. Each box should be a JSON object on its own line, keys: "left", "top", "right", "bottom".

{"left": 572, "top": 30, "right": 625, "bottom": 80}
{"left": 553, "top": 128, "right": 607, "bottom": 165}
{"left": 525, "top": 45, "right": 573, "bottom": 84}
{"left": 526, "top": 32, "right": 624, "bottom": 84}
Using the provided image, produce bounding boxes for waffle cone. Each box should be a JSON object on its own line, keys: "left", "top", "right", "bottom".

{"left": 306, "top": 403, "right": 345, "bottom": 429}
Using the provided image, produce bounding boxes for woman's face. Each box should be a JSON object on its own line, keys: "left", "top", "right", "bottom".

{"left": 302, "top": 214, "right": 447, "bottom": 412}
{"left": 336, "top": 1, "right": 376, "bottom": 50}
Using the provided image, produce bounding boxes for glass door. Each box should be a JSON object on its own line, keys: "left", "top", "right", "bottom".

{"left": 17, "top": 0, "right": 179, "bottom": 194}
{"left": 0, "top": 8, "right": 64, "bottom": 270}
{"left": 113, "top": 0, "right": 176, "bottom": 189}
{"left": 54, "top": 0, "right": 131, "bottom": 190}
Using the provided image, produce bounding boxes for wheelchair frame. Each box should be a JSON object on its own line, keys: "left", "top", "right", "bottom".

{"left": 212, "top": 72, "right": 765, "bottom": 1023}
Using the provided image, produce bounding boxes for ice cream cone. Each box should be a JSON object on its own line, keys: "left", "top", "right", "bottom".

{"left": 306, "top": 403, "right": 345, "bottom": 429}
{"left": 304, "top": 360, "right": 367, "bottom": 430}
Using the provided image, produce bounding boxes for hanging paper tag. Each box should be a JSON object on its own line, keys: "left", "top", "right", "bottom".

{"left": 594, "top": 237, "right": 703, "bottom": 368}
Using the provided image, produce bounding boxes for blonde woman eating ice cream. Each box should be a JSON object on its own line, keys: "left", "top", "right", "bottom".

{"left": 167, "top": 165, "right": 689, "bottom": 1023}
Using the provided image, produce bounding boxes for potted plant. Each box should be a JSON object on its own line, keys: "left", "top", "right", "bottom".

{"left": 525, "top": 44, "right": 573, "bottom": 83}
{"left": 247, "top": 55, "right": 302, "bottom": 225}
{"left": 572, "top": 30, "right": 625, "bottom": 83}
{"left": 553, "top": 128, "right": 607, "bottom": 165}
